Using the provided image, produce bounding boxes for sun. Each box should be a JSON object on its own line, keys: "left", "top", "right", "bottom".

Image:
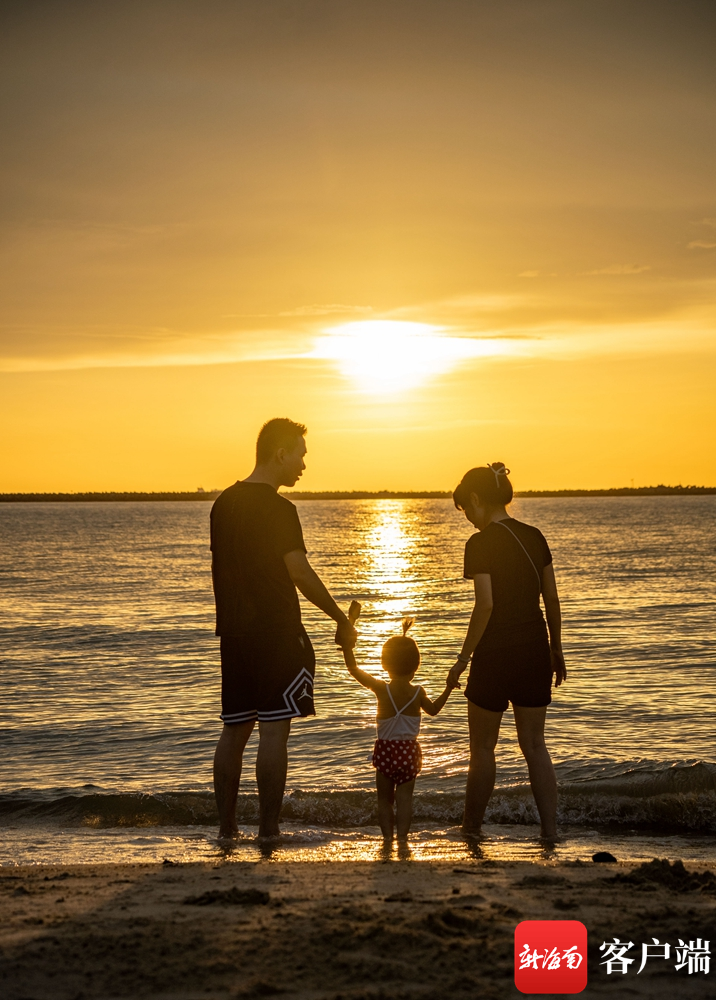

{"left": 312, "top": 320, "right": 505, "bottom": 394}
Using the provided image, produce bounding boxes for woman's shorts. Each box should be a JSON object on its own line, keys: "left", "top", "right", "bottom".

{"left": 372, "top": 738, "right": 422, "bottom": 785}
{"left": 220, "top": 626, "right": 315, "bottom": 724}
{"left": 465, "top": 638, "right": 552, "bottom": 713}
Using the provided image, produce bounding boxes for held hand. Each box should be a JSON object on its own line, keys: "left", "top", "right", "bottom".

{"left": 447, "top": 662, "right": 465, "bottom": 689}
{"left": 551, "top": 648, "right": 567, "bottom": 686}
{"left": 335, "top": 619, "right": 357, "bottom": 649}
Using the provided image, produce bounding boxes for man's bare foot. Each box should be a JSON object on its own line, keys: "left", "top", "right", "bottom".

{"left": 539, "top": 831, "right": 560, "bottom": 843}
{"left": 461, "top": 825, "right": 483, "bottom": 839}
{"left": 218, "top": 820, "right": 239, "bottom": 837}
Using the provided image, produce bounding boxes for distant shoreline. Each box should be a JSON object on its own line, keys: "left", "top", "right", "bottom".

{"left": 1, "top": 485, "right": 714, "bottom": 502}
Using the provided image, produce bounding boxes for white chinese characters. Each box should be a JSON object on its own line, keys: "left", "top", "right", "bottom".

{"left": 675, "top": 939, "right": 711, "bottom": 975}
{"left": 600, "top": 937, "right": 710, "bottom": 975}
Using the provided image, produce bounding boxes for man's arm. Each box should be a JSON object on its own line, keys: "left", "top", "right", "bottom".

{"left": 283, "top": 549, "right": 356, "bottom": 648}
{"left": 541, "top": 563, "right": 566, "bottom": 686}
{"left": 447, "top": 574, "right": 493, "bottom": 688}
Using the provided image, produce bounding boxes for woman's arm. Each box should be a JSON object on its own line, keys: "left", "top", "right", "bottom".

{"left": 447, "top": 574, "right": 493, "bottom": 688}
{"left": 541, "top": 563, "right": 567, "bottom": 686}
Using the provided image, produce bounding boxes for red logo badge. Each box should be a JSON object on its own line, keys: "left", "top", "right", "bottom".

{"left": 515, "top": 920, "right": 588, "bottom": 994}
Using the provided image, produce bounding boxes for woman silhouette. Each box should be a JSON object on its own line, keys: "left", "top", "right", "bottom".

{"left": 448, "top": 463, "right": 566, "bottom": 839}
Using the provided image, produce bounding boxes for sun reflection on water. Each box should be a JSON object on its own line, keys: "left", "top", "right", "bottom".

{"left": 335, "top": 500, "right": 426, "bottom": 666}
{"left": 364, "top": 501, "right": 416, "bottom": 616}
{"left": 329, "top": 500, "right": 471, "bottom": 780}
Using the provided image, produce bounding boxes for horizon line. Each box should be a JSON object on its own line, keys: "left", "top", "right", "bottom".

{"left": 1, "top": 485, "right": 714, "bottom": 502}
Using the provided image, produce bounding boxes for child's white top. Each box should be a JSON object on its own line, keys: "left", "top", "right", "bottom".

{"left": 376, "top": 684, "right": 421, "bottom": 740}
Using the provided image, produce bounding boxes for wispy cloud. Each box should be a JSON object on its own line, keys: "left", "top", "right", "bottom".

{"left": 399, "top": 293, "right": 531, "bottom": 321}
{"left": 4, "top": 272, "right": 716, "bottom": 374}
{"left": 0, "top": 328, "right": 315, "bottom": 374}
{"left": 687, "top": 240, "right": 716, "bottom": 250}
{"left": 518, "top": 270, "right": 541, "bottom": 278}
{"left": 278, "top": 304, "right": 373, "bottom": 317}
{"left": 583, "top": 264, "right": 651, "bottom": 275}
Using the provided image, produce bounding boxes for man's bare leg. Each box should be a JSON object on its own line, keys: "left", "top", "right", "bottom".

{"left": 214, "top": 720, "right": 255, "bottom": 838}
{"left": 256, "top": 718, "right": 292, "bottom": 838}
{"left": 462, "top": 702, "right": 503, "bottom": 835}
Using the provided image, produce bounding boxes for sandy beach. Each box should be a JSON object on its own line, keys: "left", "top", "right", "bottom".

{"left": 1, "top": 858, "right": 714, "bottom": 999}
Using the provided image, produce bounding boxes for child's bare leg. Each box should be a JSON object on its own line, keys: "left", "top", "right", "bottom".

{"left": 375, "top": 771, "right": 395, "bottom": 841}
{"left": 395, "top": 779, "right": 415, "bottom": 840}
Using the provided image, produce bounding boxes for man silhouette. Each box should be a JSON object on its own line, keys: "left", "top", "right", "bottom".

{"left": 210, "top": 418, "right": 356, "bottom": 838}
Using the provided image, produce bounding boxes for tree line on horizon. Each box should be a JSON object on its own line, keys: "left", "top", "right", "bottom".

{"left": 1, "top": 485, "right": 714, "bottom": 502}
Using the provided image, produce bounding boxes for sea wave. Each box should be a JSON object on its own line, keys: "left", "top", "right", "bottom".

{"left": 1, "top": 762, "right": 714, "bottom": 833}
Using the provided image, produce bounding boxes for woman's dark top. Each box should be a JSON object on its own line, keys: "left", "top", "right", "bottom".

{"left": 463, "top": 518, "right": 552, "bottom": 650}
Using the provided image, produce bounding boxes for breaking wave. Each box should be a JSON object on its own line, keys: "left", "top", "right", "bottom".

{"left": 1, "top": 761, "right": 714, "bottom": 833}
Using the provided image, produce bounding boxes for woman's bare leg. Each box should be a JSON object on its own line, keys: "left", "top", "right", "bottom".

{"left": 375, "top": 771, "right": 396, "bottom": 841}
{"left": 463, "top": 702, "right": 503, "bottom": 834}
{"left": 395, "top": 779, "right": 415, "bottom": 840}
{"left": 513, "top": 705, "right": 558, "bottom": 839}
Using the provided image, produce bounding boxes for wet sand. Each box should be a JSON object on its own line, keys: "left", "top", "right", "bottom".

{"left": 1, "top": 859, "right": 714, "bottom": 999}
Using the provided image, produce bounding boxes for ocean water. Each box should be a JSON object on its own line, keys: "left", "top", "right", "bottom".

{"left": 1, "top": 497, "right": 715, "bottom": 865}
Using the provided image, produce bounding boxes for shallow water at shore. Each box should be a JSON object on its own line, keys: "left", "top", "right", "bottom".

{"left": 0, "top": 822, "right": 716, "bottom": 866}
{"left": 3, "top": 820, "right": 716, "bottom": 867}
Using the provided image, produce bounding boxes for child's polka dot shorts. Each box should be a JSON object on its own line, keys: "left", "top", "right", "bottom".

{"left": 372, "top": 738, "right": 422, "bottom": 785}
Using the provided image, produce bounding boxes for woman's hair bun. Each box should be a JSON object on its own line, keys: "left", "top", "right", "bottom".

{"left": 401, "top": 617, "right": 415, "bottom": 636}
{"left": 489, "top": 461, "right": 510, "bottom": 475}
{"left": 453, "top": 462, "right": 514, "bottom": 510}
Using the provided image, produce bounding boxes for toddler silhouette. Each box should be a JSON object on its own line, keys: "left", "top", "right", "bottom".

{"left": 341, "top": 602, "right": 456, "bottom": 841}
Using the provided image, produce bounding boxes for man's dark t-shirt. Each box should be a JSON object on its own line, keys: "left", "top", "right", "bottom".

{"left": 210, "top": 482, "right": 306, "bottom": 637}
{"left": 463, "top": 518, "right": 552, "bottom": 650}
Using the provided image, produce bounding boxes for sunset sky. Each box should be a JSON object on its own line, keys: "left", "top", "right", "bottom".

{"left": 2, "top": 0, "right": 715, "bottom": 491}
